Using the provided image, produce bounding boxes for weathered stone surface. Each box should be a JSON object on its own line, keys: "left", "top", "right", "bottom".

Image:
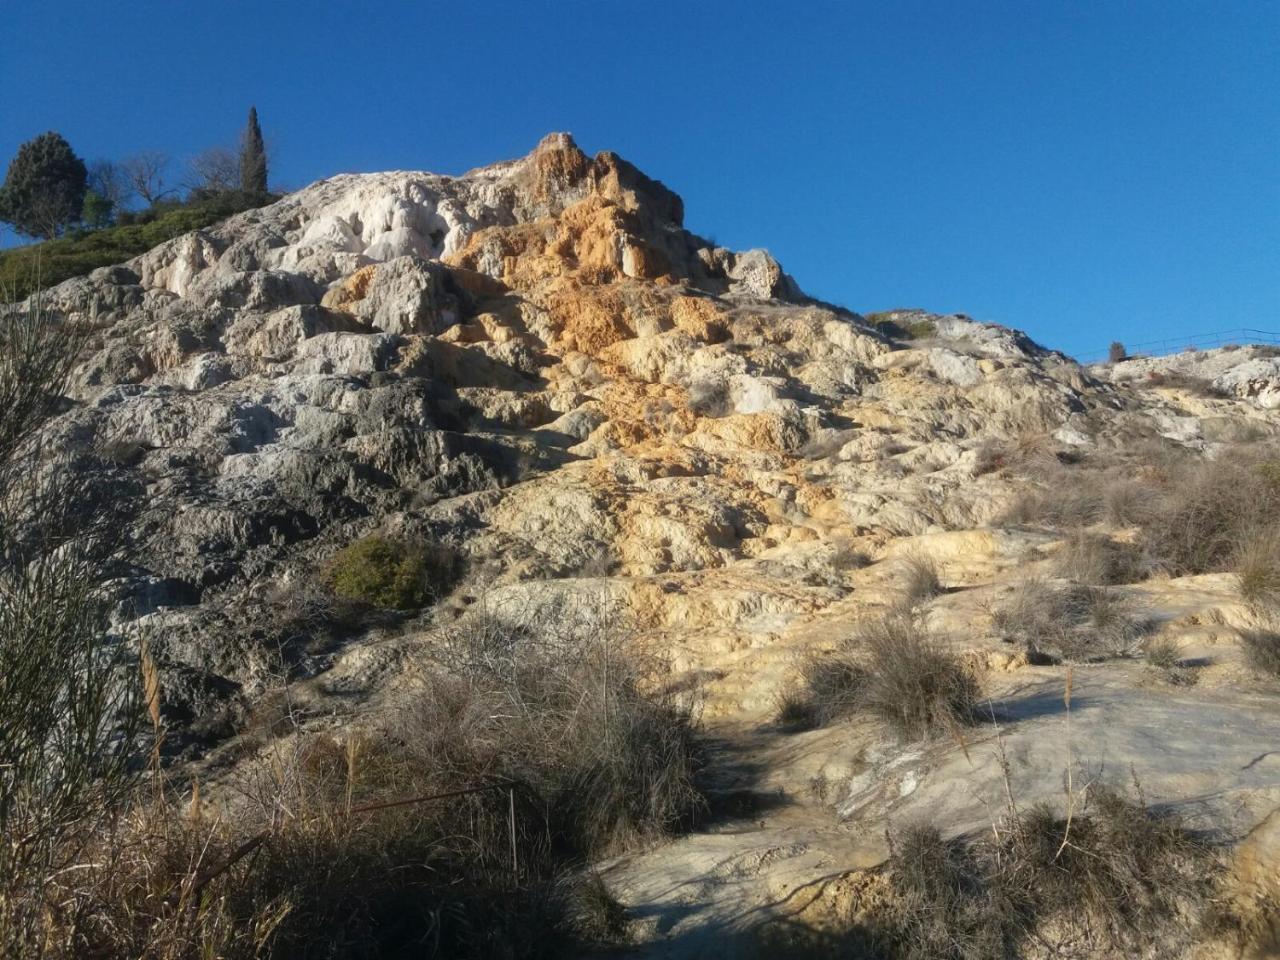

{"left": 15, "top": 134, "right": 1280, "bottom": 955}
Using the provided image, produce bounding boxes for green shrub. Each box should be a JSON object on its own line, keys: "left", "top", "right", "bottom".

{"left": 864, "top": 311, "right": 937, "bottom": 341}
{"left": 327, "top": 535, "right": 458, "bottom": 610}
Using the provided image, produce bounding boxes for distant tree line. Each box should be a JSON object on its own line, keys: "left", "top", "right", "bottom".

{"left": 0, "top": 107, "right": 272, "bottom": 242}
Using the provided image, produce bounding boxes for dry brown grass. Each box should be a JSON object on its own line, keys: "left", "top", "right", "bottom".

{"left": 1144, "top": 635, "right": 1184, "bottom": 671}
{"left": 774, "top": 651, "right": 865, "bottom": 730}
{"left": 997, "top": 443, "right": 1280, "bottom": 591}
{"left": 778, "top": 616, "right": 978, "bottom": 742}
{"left": 19, "top": 608, "right": 700, "bottom": 959}
{"left": 1239, "top": 627, "right": 1280, "bottom": 678}
{"left": 1142, "top": 450, "right": 1280, "bottom": 576}
{"left": 992, "top": 579, "right": 1146, "bottom": 663}
{"left": 898, "top": 554, "right": 942, "bottom": 610}
{"left": 883, "top": 781, "right": 1219, "bottom": 959}
{"left": 1235, "top": 527, "right": 1280, "bottom": 612}
{"left": 858, "top": 616, "right": 979, "bottom": 742}
{"left": 1144, "top": 370, "right": 1229, "bottom": 398}
{"left": 1053, "top": 529, "right": 1149, "bottom": 585}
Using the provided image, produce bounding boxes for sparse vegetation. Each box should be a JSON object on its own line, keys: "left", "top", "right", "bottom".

{"left": 778, "top": 615, "right": 977, "bottom": 741}
{"left": 1235, "top": 527, "right": 1280, "bottom": 611}
{"left": 831, "top": 542, "right": 873, "bottom": 571}
{"left": 18, "top": 607, "right": 700, "bottom": 958}
{"left": 996, "top": 440, "right": 1280, "bottom": 586}
{"left": 865, "top": 311, "right": 937, "bottom": 341}
{"left": 883, "top": 781, "right": 1218, "bottom": 958}
{"left": 1239, "top": 627, "right": 1280, "bottom": 678}
{"left": 1144, "top": 635, "right": 1184, "bottom": 671}
{"left": 1053, "top": 528, "right": 1148, "bottom": 584}
{"left": 970, "top": 439, "right": 1006, "bottom": 476}
{"left": 992, "top": 579, "right": 1145, "bottom": 662}
{"left": 0, "top": 297, "right": 144, "bottom": 956}
{"left": 858, "top": 616, "right": 978, "bottom": 741}
{"left": 1143, "top": 451, "right": 1280, "bottom": 576}
{"left": 1144, "top": 370, "right": 1228, "bottom": 397}
{"left": 556, "top": 872, "right": 631, "bottom": 945}
{"left": 775, "top": 651, "right": 865, "bottom": 730}
{"left": 0, "top": 191, "right": 274, "bottom": 301}
{"left": 898, "top": 554, "right": 942, "bottom": 610}
{"left": 687, "top": 377, "right": 731, "bottom": 417}
{"left": 327, "top": 535, "right": 460, "bottom": 610}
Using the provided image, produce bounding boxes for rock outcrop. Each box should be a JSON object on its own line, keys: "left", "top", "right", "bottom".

{"left": 19, "top": 133, "right": 1280, "bottom": 956}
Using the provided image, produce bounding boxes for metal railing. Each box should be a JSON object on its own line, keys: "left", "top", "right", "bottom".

{"left": 1074, "top": 328, "right": 1280, "bottom": 364}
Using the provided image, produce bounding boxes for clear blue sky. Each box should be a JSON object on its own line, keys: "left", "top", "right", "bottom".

{"left": 3, "top": 1, "right": 1277, "bottom": 358}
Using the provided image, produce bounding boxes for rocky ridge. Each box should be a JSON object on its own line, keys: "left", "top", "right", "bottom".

{"left": 24, "top": 133, "right": 1280, "bottom": 956}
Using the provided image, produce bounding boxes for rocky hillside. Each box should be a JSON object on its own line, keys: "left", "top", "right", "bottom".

{"left": 25, "top": 134, "right": 1280, "bottom": 956}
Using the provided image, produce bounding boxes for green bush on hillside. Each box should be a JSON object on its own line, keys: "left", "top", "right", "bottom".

{"left": 865, "top": 311, "right": 937, "bottom": 341}
{"left": 327, "top": 535, "right": 459, "bottom": 610}
{"left": 0, "top": 191, "right": 274, "bottom": 301}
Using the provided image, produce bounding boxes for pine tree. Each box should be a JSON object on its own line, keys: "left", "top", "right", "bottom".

{"left": 0, "top": 132, "right": 88, "bottom": 239}
{"left": 239, "top": 106, "right": 268, "bottom": 195}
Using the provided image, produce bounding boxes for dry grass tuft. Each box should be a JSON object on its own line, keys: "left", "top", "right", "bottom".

{"left": 898, "top": 554, "right": 942, "bottom": 610}
{"left": 831, "top": 543, "right": 874, "bottom": 571}
{"left": 773, "top": 687, "right": 820, "bottom": 731}
{"left": 884, "top": 781, "right": 1219, "bottom": 958}
{"left": 1053, "top": 529, "right": 1148, "bottom": 585}
{"left": 556, "top": 872, "right": 630, "bottom": 945}
{"left": 1144, "top": 370, "right": 1228, "bottom": 398}
{"left": 1239, "top": 627, "right": 1280, "bottom": 678}
{"left": 970, "top": 440, "right": 1006, "bottom": 477}
{"left": 774, "top": 651, "right": 866, "bottom": 730}
{"left": 995, "top": 443, "right": 1280, "bottom": 587}
{"left": 1235, "top": 527, "right": 1280, "bottom": 612}
{"left": 1143, "top": 451, "right": 1280, "bottom": 576}
{"left": 992, "top": 579, "right": 1145, "bottom": 663}
{"left": 857, "top": 616, "right": 979, "bottom": 742}
{"left": 778, "top": 616, "right": 977, "bottom": 742}
{"left": 1144, "top": 635, "right": 1184, "bottom": 671}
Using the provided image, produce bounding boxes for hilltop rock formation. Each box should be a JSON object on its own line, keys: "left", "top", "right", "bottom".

{"left": 21, "top": 134, "right": 1280, "bottom": 956}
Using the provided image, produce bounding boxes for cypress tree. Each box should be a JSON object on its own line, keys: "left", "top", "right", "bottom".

{"left": 239, "top": 107, "right": 268, "bottom": 195}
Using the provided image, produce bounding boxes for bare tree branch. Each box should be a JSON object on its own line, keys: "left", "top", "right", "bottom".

{"left": 120, "top": 152, "right": 175, "bottom": 205}
{"left": 184, "top": 146, "right": 238, "bottom": 195}
{"left": 87, "top": 159, "right": 134, "bottom": 211}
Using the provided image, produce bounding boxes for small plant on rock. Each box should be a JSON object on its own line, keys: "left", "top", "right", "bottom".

{"left": 858, "top": 615, "right": 978, "bottom": 742}
{"left": 1239, "top": 627, "right": 1280, "bottom": 678}
{"left": 899, "top": 554, "right": 943, "bottom": 610}
{"left": 1144, "top": 635, "right": 1183, "bottom": 671}
{"left": 1235, "top": 527, "right": 1280, "bottom": 612}
{"left": 327, "top": 535, "right": 458, "bottom": 610}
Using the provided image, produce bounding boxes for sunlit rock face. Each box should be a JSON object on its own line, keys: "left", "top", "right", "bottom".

{"left": 20, "top": 136, "right": 1280, "bottom": 953}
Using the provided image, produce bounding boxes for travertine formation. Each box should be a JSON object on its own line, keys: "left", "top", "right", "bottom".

{"left": 26, "top": 134, "right": 1280, "bottom": 955}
